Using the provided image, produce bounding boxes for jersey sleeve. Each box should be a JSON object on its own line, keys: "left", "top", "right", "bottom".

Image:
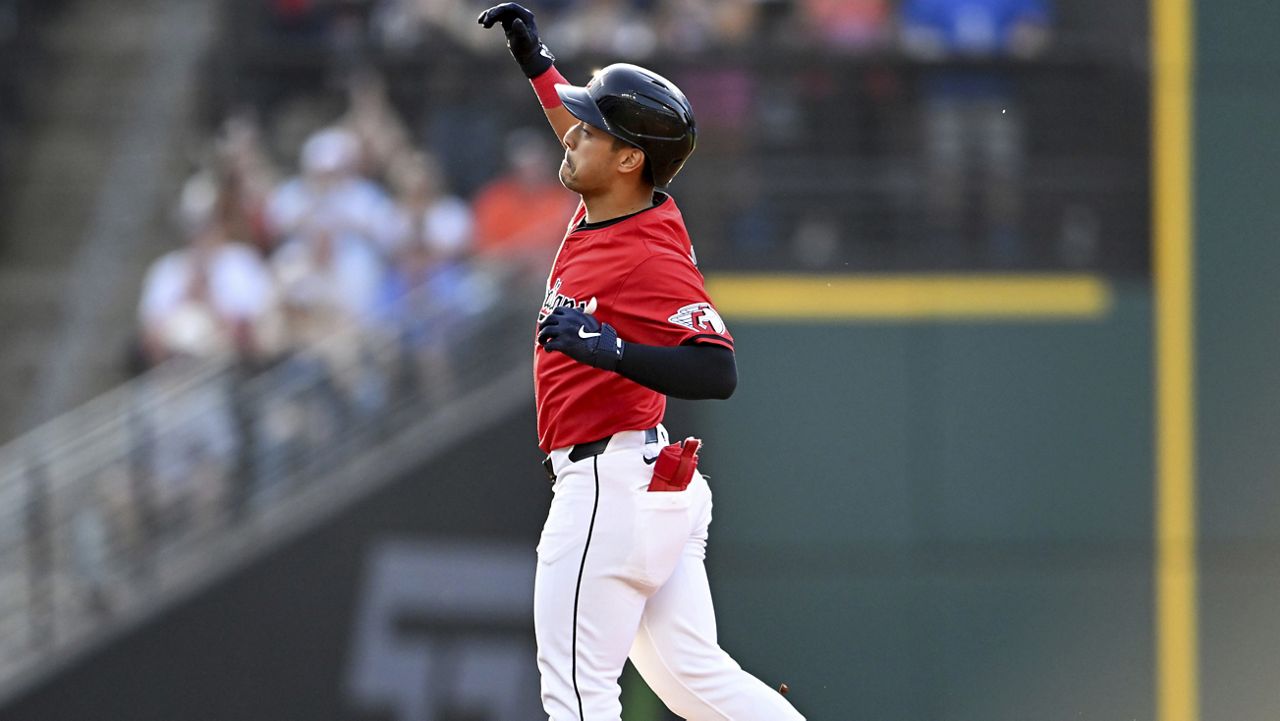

{"left": 609, "top": 248, "right": 733, "bottom": 350}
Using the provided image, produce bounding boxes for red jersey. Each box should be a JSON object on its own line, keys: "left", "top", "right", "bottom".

{"left": 534, "top": 192, "right": 733, "bottom": 453}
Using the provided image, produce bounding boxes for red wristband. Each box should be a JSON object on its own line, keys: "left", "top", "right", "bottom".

{"left": 530, "top": 66, "right": 568, "bottom": 110}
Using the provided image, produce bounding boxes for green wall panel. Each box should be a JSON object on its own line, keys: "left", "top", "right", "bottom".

{"left": 930, "top": 294, "right": 1154, "bottom": 544}
{"left": 696, "top": 287, "right": 1153, "bottom": 719}
{"left": 700, "top": 326, "right": 916, "bottom": 547}
{"left": 1197, "top": 1, "right": 1280, "bottom": 719}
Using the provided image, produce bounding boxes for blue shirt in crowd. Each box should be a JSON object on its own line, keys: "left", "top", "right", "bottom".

{"left": 901, "top": 0, "right": 1051, "bottom": 54}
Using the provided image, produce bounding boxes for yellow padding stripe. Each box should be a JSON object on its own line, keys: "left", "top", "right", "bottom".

{"left": 1151, "top": 0, "right": 1198, "bottom": 717}
{"left": 705, "top": 273, "right": 1112, "bottom": 321}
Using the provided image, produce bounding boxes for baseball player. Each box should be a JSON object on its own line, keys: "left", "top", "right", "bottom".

{"left": 479, "top": 5, "right": 805, "bottom": 720}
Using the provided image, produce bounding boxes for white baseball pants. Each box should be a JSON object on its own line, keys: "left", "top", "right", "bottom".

{"left": 534, "top": 426, "right": 805, "bottom": 721}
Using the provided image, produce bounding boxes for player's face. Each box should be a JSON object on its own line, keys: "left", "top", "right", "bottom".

{"left": 559, "top": 121, "right": 625, "bottom": 194}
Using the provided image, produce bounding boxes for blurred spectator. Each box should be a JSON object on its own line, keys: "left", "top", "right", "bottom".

{"left": 801, "top": 0, "right": 891, "bottom": 52}
{"left": 385, "top": 150, "right": 472, "bottom": 261}
{"left": 329, "top": 0, "right": 374, "bottom": 62}
{"left": 367, "top": 0, "right": 423, "bottom": 51}
{"left": 339, "top": 68, "right": 414, "bottom": 183}
{"left": 901, "top": 0, "right": 1050, "bottom": 59}
{"left": 470, "top": 128, "right": 576, "bottom": 272}
{"left": 266, "top": 208, "right": 391, "bottom": 472}
{"left": 540, "top": 0, "right": 764, "bottom": 57}
{"left": 706, "top": 0, "right": 763, "bottom": 48}
{"left": 137, "top": 176, "right": 280, "bottom": 367}
{"left": 264, "top": 126, "right": 400, "bottom": 256}
{"left": 264, "top": 0, "right": 332, "bottom": 40}
{"left": 369, "top": 0, "right": 494, "bottom": 52}
{"left": 651, "top": 0, "right": 718, "bottom": 55}
{"left": 264, "top": 0, "right": 373, "bottom": 59}
{"left": 212, "top": 111, "right": 280, "bottom": 254}
{"left": 551, "top": 0, "right": 658, "bottom": 60}
{"left": 380, "top": 151, "right": 479, "bottom": 399}
{"left": 900, "top": 0, "right": 1052, "bottom": 265}
{"left": 273, "top": 211, "right": 386, "bottom": 349}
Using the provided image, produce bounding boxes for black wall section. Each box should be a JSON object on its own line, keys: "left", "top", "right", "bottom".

{"left": 1, "top": 406, "right": 551, "bottom": 721}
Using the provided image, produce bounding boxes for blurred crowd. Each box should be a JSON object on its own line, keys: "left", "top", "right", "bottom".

{"left": 261, "top": 0, "right": 896, "bottom": 58}
{"left": 254, "top": 0, "right": 1055, "bottom": 61}
{"left": 128, "top": 61, "right": 581, "bottom": 557}
{"left": 140, "top": 0, "right": 1070, "bottom": 371}
{"left": 136, "top": 78, "right": 577, "bottom": 371}
{"left": 214, "top": 0, "right": 1066, "bottom": 277}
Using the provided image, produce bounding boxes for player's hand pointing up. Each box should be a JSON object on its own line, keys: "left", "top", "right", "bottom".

{"left": 478, "top": 3, "right": 555, "bottom": 79}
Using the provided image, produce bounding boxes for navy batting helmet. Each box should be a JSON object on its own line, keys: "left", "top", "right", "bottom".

{"left": 555, "top": 63, "right": 697, "bottom": 188}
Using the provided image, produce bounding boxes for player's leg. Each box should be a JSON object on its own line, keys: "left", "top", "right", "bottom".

{"left": 629, "top": 474, "right": 805, "bottom": 721}
{"left": 534, "top": 452, "right": 649, "bottom": 721}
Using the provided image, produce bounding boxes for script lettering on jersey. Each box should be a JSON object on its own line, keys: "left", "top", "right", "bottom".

{"left": 539, "top": 277, "right": 592, "bottom": 322}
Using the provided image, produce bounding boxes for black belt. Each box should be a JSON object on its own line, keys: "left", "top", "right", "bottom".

{"left": 543, "top": 427, "right": 660, "bottom": 482}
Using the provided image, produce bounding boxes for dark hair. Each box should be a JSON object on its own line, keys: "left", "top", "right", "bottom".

{"left": 612, "top": 136, "right": 654, "bottom": 186}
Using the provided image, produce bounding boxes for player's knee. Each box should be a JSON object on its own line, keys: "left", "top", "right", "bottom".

{"left": 662, "top": 645, "right": 741, "bottom": 686}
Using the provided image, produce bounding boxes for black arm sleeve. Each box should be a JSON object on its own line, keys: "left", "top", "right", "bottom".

{"left": 615, "top": 341, "right": 737, "bottom": 400}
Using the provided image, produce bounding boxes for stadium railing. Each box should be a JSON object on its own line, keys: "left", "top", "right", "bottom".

{"left": 0, "top": 262, "right": 538, "bottom": 703}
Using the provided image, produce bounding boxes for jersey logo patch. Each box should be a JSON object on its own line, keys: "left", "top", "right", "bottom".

{"left": 668, "top": 303, "right": 726, "bottom": 334}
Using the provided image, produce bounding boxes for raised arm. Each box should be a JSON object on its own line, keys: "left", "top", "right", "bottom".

{"left": 541, "top": 102, "right": 576, "bottom": 149}
{"left": 478, "top": 3, "right": 576, "bottom": 146}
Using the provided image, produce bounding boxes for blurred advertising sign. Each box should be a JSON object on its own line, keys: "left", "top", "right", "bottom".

{"left": 345, "top": 540, "right": 538, "bottom": 721}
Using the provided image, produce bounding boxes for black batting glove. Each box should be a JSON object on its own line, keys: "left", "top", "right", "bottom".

{"left": 477, "top": 3, "right": 555, "bottom": 79}
{"left": 538, "top": 306, "right": 624, "bottom": 372}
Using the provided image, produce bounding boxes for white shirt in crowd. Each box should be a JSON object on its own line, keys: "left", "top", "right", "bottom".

{"left": 388, "top": 195, "right": 474, "bottom": 255}
{"left": 266, "top": 176, "right": 400, "bottom": 255}
{"left": 139, "top": 242, "right": 277, "bottom": 328}
{"left": 272, "top": 229, "right": 385, "bottom": 323}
